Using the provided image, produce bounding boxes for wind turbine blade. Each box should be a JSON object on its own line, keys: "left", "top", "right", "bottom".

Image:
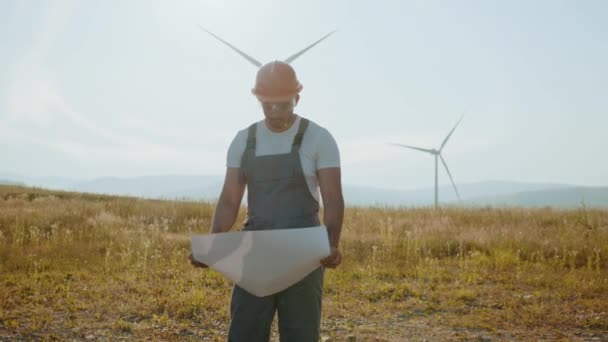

{"left": 439, "top": 115, "right": 464, "bottom": 152}
{"left": 439, "top": 155, "right": 461, "bottom": 201}
{"left": 198, "top": 25, "right": 262, "bottom": 67}
{"left": 283, "top": 30, "right": 336, "bottom": 64}
{"left": 389, "top": 143, "right": 435, "bottom": 154}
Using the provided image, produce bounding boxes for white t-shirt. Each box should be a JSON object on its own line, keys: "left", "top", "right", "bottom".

{"left": 226, "top": 115, "right": 340, "bottom": 202}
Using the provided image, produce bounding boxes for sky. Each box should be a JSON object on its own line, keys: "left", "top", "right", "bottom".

{"left": 1, "top": 0, "right": 607, "bottom": 190}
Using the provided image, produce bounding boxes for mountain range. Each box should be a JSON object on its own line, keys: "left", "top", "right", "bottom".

{"left": 1, "top": 172, "right": 606, "bottom": 208}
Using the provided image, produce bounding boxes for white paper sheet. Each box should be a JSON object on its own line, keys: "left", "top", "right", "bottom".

{"left": 191, "top": 226, "right": 330, "bottom": 297}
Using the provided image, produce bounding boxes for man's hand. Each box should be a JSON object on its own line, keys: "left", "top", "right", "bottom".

{"left": 188, "top": 253, "right": 208, "bottom": 268}
{"left": 321, "top": 246, "right": 342, "bottom": 269}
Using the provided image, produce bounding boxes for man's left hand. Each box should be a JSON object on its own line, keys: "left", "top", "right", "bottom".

{"left": 321, "top": 246, "right": 342, "bottom": 268}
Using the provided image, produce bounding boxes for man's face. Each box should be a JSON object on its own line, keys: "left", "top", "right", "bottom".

{"left": 261, "top": 95, "right": 299, "bottom": 131}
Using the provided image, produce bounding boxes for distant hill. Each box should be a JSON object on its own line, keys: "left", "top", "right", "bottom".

{"left": 466, "top": 186, "right": 608, "bottom": 208}
{"left": 62, "top": 179, "right": 608, "bottom": 208}
{"left": 71, "top": 175, "right": 223, "bottom": 199}
{"left": 1, "top": 172, "right": 606, "bottom": 208}
{"left": 342, "top": 180, "right": 575, "bottom": 207}
{"left": 0, "top": 179, "right": 26, "bottom": 186}
{"left": 0, "top": 172, "right": 81, "bottom": 190}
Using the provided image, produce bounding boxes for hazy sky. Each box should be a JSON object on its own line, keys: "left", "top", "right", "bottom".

{"left": 1, "top": 0, "right": 607, "bottom": 190}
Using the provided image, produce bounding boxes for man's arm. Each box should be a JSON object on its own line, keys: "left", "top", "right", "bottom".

{"left": 318, "top": 167, "right": 344, "bottom": 268}
{"left": 189, "top": 167, "right": 246, "bottom": 268}
{"left": 210, "top": 167, "right": 246, "bottom": 233}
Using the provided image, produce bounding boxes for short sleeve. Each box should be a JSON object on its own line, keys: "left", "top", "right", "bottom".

{"left": 226, "top": 129, "right": 248, "bottom": 168}
{"left": 316, "top": 128, "right": 340, "bottom": 170}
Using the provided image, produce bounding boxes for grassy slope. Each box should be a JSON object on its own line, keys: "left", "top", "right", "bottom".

{"left": 0, "top": 185, "right": 607, "bottom": 341}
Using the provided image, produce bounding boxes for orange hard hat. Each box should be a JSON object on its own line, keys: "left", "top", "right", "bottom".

{"left": 252, "top": 61, "right": 303, "bottom": 102}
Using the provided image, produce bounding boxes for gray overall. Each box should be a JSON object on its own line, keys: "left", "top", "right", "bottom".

{"left": 227, "top": 118, "right": 324, "bottom": 342}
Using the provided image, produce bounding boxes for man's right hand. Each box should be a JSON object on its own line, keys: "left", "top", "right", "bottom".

{"left": 321, "top": 246, "right": 342, "bottom": 269}
{"left": 188, "top": 253, "right": 208, "bottom": 268}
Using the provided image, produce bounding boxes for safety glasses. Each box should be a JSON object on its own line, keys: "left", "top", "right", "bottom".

{"left": 260, "top": 100, "right": 295, "bottom": 111}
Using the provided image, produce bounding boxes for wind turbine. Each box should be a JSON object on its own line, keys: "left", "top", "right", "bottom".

{"left": 390, "top": 116, "right": 464, "bottom": 208}
{"left": 198, "top": 25, "right": 336, "bottom": 67}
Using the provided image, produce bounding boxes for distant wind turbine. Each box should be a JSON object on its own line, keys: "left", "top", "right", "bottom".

{"left": 390, "top": 116, "right": 464, "bottom": 208}
{"left": 198, "top": 25, "right": 336, "bottom": 66}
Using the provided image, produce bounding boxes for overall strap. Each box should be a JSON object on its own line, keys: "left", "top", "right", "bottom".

{"left": 291, "top": 118, "right": 310, "bottom": 152}
{"left": 241, "top": 123, "right": 258, "bottom": 183}
{"left": 246, "top": 123, "right": 257, "bottom": 151}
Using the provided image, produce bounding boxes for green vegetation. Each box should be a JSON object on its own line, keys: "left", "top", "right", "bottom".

{"left": 1, "top": 185, "right": 607, "bottom": 340}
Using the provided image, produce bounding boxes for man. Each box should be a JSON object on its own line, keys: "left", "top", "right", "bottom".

{"left": 190, "top": 60, "right": 344, "bottom": 342}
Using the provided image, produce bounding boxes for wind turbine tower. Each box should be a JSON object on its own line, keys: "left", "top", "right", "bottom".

{"left": 391, "top": 116, "right": 464, "bottom": 208}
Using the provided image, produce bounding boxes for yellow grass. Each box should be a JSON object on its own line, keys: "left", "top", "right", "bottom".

{"left": 1, "top": 185, "right": 607, "bottom": 341}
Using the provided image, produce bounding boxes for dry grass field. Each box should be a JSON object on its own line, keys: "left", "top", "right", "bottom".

{"left": 0, "top": 185, "right": 607, "bottom": 341}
